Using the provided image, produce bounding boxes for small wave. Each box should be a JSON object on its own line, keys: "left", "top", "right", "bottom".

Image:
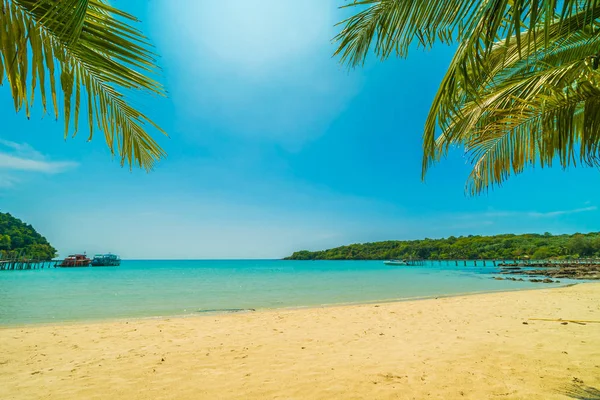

{"left": 196, "top": 308, "right": 256, "bottom": 314}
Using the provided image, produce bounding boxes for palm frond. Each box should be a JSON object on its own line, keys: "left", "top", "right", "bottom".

{"left": 0, "top": 0, "right": 166, "bottom": 170}
{"left": 334, "top": 0, "right": 599, "bottom": 67}
{"left": 425, "top": 9, "right": 600, "bottom": 158}
{"left": 333, "top": 0, "right": 480, "bottom": 65}
{"left": 425, "top": 13, "right": 600, "bottom": 194}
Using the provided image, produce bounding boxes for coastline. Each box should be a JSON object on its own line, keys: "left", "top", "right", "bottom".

{"left": 1, "top": 283, "right": 599, "bottom": 399}
{"left": 0, "top": 281, "right": 582, "bottom": 329}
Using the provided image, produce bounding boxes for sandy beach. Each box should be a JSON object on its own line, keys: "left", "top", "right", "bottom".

{"left": 1, "top": 284, "right": 599, "bottom": 400}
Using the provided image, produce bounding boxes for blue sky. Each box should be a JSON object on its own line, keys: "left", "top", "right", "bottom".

{"left": 1, "top": 0, "right": 599, "bottom": 259}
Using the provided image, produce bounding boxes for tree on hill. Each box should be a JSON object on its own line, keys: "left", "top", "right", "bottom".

{"left": 285, "top": 232, "right": 600, "bottom": 260}
{"left": 0, "top": 212, "right": 57, "bottom": 260}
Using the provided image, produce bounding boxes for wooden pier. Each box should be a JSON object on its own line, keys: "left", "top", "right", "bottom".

{"left": 407, "top": 259, "right": 425, "bottom": 266}
{"left": 440, "top": 259, "right": 600, "bottom": 267}
{"left": 0, "top": 259, "right": 60, "bottom": 271}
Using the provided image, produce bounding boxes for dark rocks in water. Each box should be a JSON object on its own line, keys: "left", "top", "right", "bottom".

{"left": 542, "top": 278, "right": 554, "bottom": 283}
{"left": 495, "top": 276, "right": 528, "bottom": 282}
{"left": 504, "top": 264, "right": 600, "bottom": 281}
{"left": 530, "top": 279, "right": 543, "bottom": 283}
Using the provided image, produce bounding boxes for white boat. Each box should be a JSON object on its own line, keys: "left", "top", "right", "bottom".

{"left": 383, "top": 260, "right": 409, "bottom": 266}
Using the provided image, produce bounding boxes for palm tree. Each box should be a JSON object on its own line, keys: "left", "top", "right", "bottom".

{"left": 335, "top": 0, "right": 600, "bottom": 194}
{"left": 0, "top": 0, "right": 166, "bottom": 170}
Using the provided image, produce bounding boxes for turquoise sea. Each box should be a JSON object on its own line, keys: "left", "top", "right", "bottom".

{"left": 0, "top": 260, "right": 574, "bottom": 325}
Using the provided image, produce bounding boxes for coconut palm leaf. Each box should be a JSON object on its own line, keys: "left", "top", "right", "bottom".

{"left": 427, "top": 13, "right": 600, "bottom": 194}
{"left": 423, "top": 7, "right": 600, "bottom": 158}
{"left": 0, "top": 0, "right": 166, "bottom": 170}
{"left": 334, "top": 0, "right": 600, "bottom": 194}
{"left": 335, "top": 0, "right": 598, "bottom": 66}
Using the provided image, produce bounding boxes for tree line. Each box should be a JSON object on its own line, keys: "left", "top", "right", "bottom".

{"left": 0, "top": 212, "right": 57, "bottom": 260}
{"left": 285, "top": 232, "right": 600, "bottom": 261}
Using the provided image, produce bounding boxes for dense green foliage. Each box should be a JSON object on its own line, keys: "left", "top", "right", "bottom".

{"left": 0, "top": 212, "right": 57, "bottom": 260}
{"left": 285, "top": 233, "right": 600, "bottom": 260}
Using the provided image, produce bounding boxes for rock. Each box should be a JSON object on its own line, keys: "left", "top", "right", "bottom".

{"left": 530, "top": 279, "right": 543, "bottom": 283}
{"left": 493, "top": 277, "right": 505, "bottom": 280}
{"left": 542, "top": 278, "right": 554, "bottom": 283}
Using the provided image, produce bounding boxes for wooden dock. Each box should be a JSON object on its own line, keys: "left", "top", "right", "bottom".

{"left": 438, "top": 259, "right": 600, "bottom": 267}
{"left": 0, "top": 259, "right": 60, "bottom": 271}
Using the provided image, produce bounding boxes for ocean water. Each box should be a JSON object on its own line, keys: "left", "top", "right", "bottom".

{"left": 0, "top": 260, "right": 573, "bottom": 325}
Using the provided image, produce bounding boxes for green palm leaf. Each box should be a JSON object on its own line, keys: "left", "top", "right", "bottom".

{"left": 428, "top": 13, "right": 600, "bottom": 193}
{"left": 334, "top": 0, "right": 600, "bottom": 194}
{"left": 335, "top": 0, "right": 598, "bottom": 66}
{"left": 0, "top": 0, "right": 166, "bottom": 170}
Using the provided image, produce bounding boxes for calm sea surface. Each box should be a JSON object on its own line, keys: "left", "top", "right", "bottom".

{"left": 0, "top": 260, "right": 574, "bottom": 325}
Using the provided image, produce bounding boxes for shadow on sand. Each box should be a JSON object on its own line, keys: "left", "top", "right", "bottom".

{"left": 560, "top": 383, "right": 600, "bottom": 400}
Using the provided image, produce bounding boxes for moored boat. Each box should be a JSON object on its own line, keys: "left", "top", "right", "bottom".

{"left": 91, "top": 254, "right": 121, "bottom": 267}
{"left": 383, "top": 259, "right": 409, "bottom": 266}
{"left": 59, "top": 254, "right": 91, "bottom": 267}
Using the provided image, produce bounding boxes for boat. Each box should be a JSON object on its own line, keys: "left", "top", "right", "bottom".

{"left": 384, "top": 259, "right": 410, "bottom": 266}
{"left": 91, "top": 254, "right": 121, "bottom": 267}
{"left": 59, "top": 254, "right": 91, "bottom": 267}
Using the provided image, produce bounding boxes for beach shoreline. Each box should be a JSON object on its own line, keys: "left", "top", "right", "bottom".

{"left": 0, "top": 281, "right": 583, "bottom": 330}
{"left": 1, "top": 283, "right": 599, "bottom": 399}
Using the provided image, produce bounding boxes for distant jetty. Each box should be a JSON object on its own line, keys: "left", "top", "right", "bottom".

{"left": 1, "top": 252, "right": 121, "bottom": 270}
{"left": 0, "top": 258, "right": 59, "bottom": 270}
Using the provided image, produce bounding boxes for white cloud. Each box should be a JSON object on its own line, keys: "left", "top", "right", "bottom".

{"left": 526, "top": 206, "right": 597, "bottom": 218}
{"left": 0, "top": 153, "right": 78, "bottom": 173}
{"left": 0, "top": 139, "right": 44, "bottom": 159}
{"left": 0, "top": 141, "right": 78, "bottom": 184}
{"left": 454, "top": 205, "right": 598, "bottom": 221}
{"left": 0, "top": 174, "right": 18, "bottom": 188}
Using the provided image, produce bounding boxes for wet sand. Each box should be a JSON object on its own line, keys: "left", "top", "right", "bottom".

{"left": 1, "top": 283, "right": 599, "bottom": 399}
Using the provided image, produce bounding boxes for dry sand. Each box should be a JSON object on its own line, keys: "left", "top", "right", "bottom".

{"left": 1, "top": 284, "right": 599, "bottom": 400}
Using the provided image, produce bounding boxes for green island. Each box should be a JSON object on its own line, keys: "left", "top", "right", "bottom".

{"left": 0, "top": 212, "right": 57, "bottom": 260}
{"left": 285, "top": 232, "right": 600, "bottom": 260}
